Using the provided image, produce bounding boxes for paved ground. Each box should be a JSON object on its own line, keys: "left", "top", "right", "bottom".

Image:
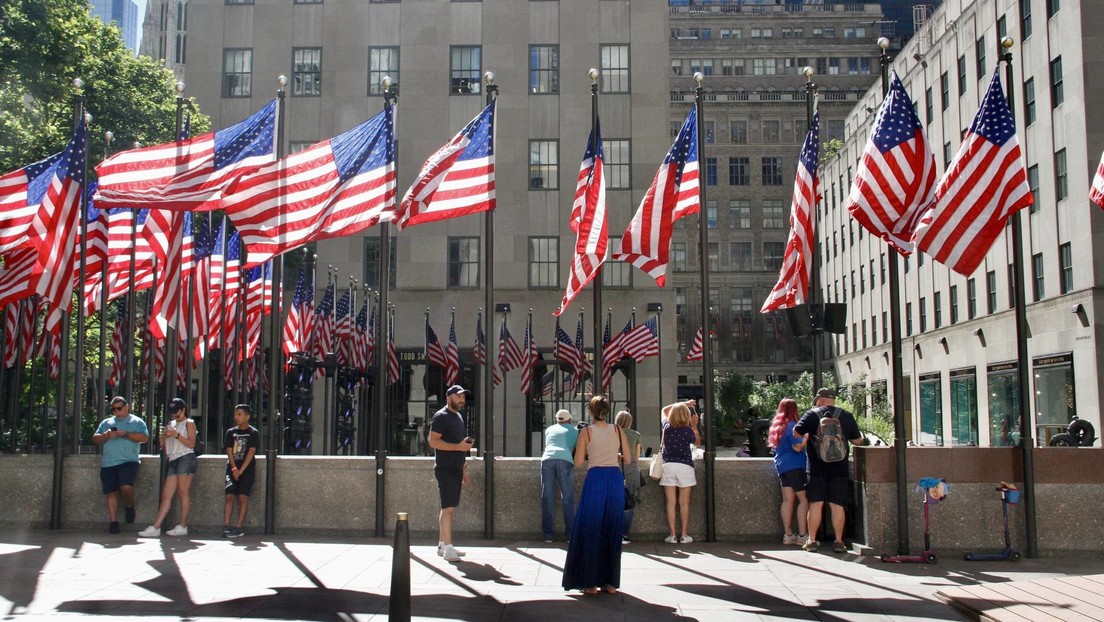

{"left": 0, "top": 529, "right": 1101, "bottom": 621}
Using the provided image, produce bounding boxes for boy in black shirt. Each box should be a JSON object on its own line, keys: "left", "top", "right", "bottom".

{"left": 223, "top": 404, "right": 259, "bottom": 538}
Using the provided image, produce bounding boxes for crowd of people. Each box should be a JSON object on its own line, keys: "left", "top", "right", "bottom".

{"left": 92, "top": 396, "right": 260, "bottom": 538}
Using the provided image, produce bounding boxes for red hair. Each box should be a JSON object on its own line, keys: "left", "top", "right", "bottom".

{"left": 767, "top": 398, "right": 799, "bottom": 448}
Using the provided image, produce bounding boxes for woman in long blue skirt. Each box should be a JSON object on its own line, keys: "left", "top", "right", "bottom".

{"left": 562, "top": 396, "right": 631, "bottom": 595}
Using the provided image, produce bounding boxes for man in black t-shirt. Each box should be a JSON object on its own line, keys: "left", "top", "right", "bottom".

{"left": 223, "top": 404, "right": 260, "bottom": 538}
{"left": 793, "top": 388, "right": 863, "bottom": 554}
{"left": 428, "top": 385, "right": 474, "bottom": 562}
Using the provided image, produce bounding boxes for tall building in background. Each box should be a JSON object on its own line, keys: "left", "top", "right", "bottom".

{"left": 139, "top": 0, "right": 187, "bottom": 82}
{"left": 89, "top": 0, "right": 140, "bottom": 55}
{"left": 667, "top": 1, "right": 885, "bottom": 395}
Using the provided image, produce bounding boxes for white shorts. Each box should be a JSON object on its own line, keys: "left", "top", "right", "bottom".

{"left": 660, "top": 461, "right": 696, "bottom": 488}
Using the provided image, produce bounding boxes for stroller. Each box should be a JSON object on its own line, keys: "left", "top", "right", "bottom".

{"left": 881, "top": 478, "right": 948, "bottom": 564}
{"left": 964, "top": 482, "right": 1022, "bottom": 562}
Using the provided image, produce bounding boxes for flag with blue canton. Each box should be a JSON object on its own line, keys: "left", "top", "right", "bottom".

{"left": 446, "top": 313, "right": 460, "bottom": 386}
{"left": 0, "top": 150, "right": 64, "bottom": 252}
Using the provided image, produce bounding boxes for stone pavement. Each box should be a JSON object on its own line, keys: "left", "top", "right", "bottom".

{"left": 1, "top": 529, "right": 1101, "bottom": 621}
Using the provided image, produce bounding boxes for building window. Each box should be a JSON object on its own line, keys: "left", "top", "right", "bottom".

{"left": 762, "top": 120, "right": 781, "bottom": 144}
{"left": 976, "top": 37, "right": 986, "bottom": 78}
{"left": 703, "top": 120, "right": 715, "bottom": 144}
{"left": 729, "top": 199, "right": 750, "bottom": 228}
{"left": 764, "top": 242, "right": 784, "bottom": 270}
{"left": 919, "top": 297, "right": 927, "bottom": 332}
{"left": 450, "top": 46, "right": 481, "bottom": 95}
{"left": 707, "top": 242, "right": 720, "bottom": 271}
{"left": 967, "top": 278, "right": 977, "bottom": 319}
{"left": 175, "top": 34, "right": 187, "bottom": 64}
{"left": 1008, "top": 263, "right": 1017, "bottom": 308}
{"left": 1034, "top": 357, "right": 1077, "bottom": 444}
{"left": 447, "top": 237, "right": 480, "bottom": 288}
{"left": 706, "top": 201, "right": 718, "bottom": 228}
{"left": 957, "top": 55, "right": 967, "bottom": 96}
{"left": 600, "top": 44, "right": 629, "bottom": 93}
{"left": 1027, "top": 164, "right": 1040, "bottom": 212}
{"left": 292, "top": 48, "right": 321, "bottom": 97}
{"left": 986, "top": 270, "right": 997, "bottom": 314}
{"left": 295, "top": 0, "right": 322, "bottom": 5}
{"left": 529, "top": 45, "right": 559, "bottom": 94}
{"left": 671, "top": 242, "right": 687, "bottom": 272}
{"left": 1023, "top": 78, "right": 1036, "bottom": 125}
{"left": 528, "top": 140, "right": 558, "bottom": 190}
{"left": 730, "top": 119, "right": 747, "bottom": 144}
{"left": 1021, "top": 0, "right": 1032, "bottom": 38}
{"left": 919, "top": 375, "right": 944, "bottom": 446}
{"left": 944, "top": 141, "right": 953, "bottom": 168}
{"left": 1046, "top": 0, "right": 1059, "bottom": 18}
{"left": 222, "top": 48, "right": 253, "bottom": 97}
{"left": 528, "top": 237, "right": 558, "bottom": 289}
{"left": 925, "top": 87, "right": 933, "bottom": 125}
{"left": 729, "top": 157, "right": 750, "bottom": 186}
{"left": 225, "top": 0, "right": 253, "bottom": 5}
{"left": 1050, "top": 56, "right": 1063, "bottom": 107}
{"left": 761, "top": 157, "right": 783, "bottom": 185}
{"left": 1055, "top": 149, "right": 1068, "bottom": 201}
{"left": 368, "top": 48, "right": 399, "bottom": 96}
{"left": 730, "top": 241, "right": 752, "bottom": 271}
{"left": 998, "top": 15, "right": 1008, "bottom": 38}
{"left": 940, "top": 72, "right": 950, "bottom": 111}
{"left": 1032, "top": 253, "right": 1044, "bottom": 301}
{"left": 906, "top": 302, "right": 913, "bottom": 336}
{"left": 603, "top": 236, "right": 632, "bottom": 288}
{"left": 950, "top": 285, "right": 959, "bottom": 324}
{"left": 602, "top": 139, "right": 630, "bottom": 189}
{"left": 950, "top": 370, "right": 978, "bottom": 446}
{"left": 762, "top": 200, "right": 785, "bottom": 229}
{"left": 1059, "top": 243, "right": 1073, "bottom": 294}
{"left": 364, "top": 236, "right": 396, "bottom": 289}
{"left": 934, "top": 291, "right": 942, "bottom": 328}
{"left": 691, "top": 156, "right": 712, "bottom": 187}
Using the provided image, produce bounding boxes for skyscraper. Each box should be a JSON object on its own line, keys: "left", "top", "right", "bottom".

{"left": 89, "top": 0, "right": 140, "bottom": 55}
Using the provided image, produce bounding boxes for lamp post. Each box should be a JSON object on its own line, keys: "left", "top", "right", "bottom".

{"left": 1000, "top": 36, "right": 1037, "bottom": 558}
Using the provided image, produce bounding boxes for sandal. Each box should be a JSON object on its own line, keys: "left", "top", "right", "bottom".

{"left": 603, "top": 585, "right": 618, "bottom": 595}
{"left": 582, "top": 587, "right": 599, "bottom": 595}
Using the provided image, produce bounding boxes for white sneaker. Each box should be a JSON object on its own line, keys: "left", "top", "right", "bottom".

{"left": 782, "top": 533, "right": 799, "bottom": 545}
{"left": 681, "top": 535, "right": 694, "bottom": 544}
{"left": 138, "top": 525, "right": 161, "bottom": 538}
{"left": 442, "top": 545, "right": 462, "bottom": 562}
{"left": 664, "top": 535, "right": 678, "bottom": 544}
{"left": 165, "top": 525, "right": 189, "bottom": 537}
{"left": 437, "top": 543, "right": 466, "bottom": 557}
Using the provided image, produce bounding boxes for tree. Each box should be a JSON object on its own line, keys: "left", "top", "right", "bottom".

{"left": 714, "top": 370, "right": 755, "bottom": 437}
{"left": 0, "top": 0, "right": 210, "bottom": 173}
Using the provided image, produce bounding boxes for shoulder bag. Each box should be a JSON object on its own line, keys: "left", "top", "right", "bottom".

{"left": 648, "top": 426, "right": 666, "bottom": 480}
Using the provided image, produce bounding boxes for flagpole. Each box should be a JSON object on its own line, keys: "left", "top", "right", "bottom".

{"left": 655, "top": 305, "right": 662, "bottom": 417}
{"left": 692, "top": 72, "right": 717, "bottom": 542}
{"left": 482, "top": 71, "right": 499, "bottom": 540}
{"left": 215, "top": 218, "right": 228, "bottom": 436}
{"left": 525, "top": 310, "right": 533, "bottom": 456}
{"left": 375, "top": 77, "right": 396, "bottom": 538}
{"left": 360, "top": 283, "right": 372, "bottom": 456}
{"left": 98, "top": 131, "right": 114, "bottom": 428}
{"left": 873, "top": 40, "right": 911, "bottom": 557}
{"left": 264, "top": 75, "right": 287, "bottom": 534}
{"left": 424, "top": 308, "right": 431, "bottom": 450}
{"left": 1000, "top": 36, "right": 1038, "bottom": 558}
{"left": 325, "top": 266, "right": 337, "bottom": 455}
{"left": 145, "top": 259, "right": 158, "bottom": 431}
{"left": 587, "top": 68, "right": 604, "bottom": 400}
{"left": 163, "top": 80, "right": 186, "bottom": 422}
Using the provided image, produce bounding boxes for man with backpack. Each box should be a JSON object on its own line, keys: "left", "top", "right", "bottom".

{"left": 793, "top": 387, "right": 864, "bottom": 554}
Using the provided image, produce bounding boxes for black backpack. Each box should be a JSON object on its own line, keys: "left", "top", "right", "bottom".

{"left": 814, "top": 406, "right": 847, "bottom": 463}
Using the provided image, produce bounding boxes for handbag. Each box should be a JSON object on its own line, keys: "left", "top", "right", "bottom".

{"left": 648, "top": 427, "right": 666, "bottom": 480}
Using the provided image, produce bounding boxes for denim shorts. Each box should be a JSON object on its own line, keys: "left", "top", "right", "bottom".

{"left": 166, "top": 453, "right": 198, "bottom": 476}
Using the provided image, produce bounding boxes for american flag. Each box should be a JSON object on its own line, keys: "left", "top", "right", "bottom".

{"left": 498, "top": 319, "right": 524, "bottom": 373}
{"left": 622, "top": 316, "right": 659, "bottom": 362}
{"left": 107, "top": 300, "right": 126, "bottom": 385}
{"left": 554, "top": 323, "right": 584, "bottom": 378}
{"left": 366, "top": 302, "right": 376, "bottom": 368}
{"left": 556, "top": 123, "right": 607, "bottom": 316}
{"left": 94, "top": 100, "right": 277, "bottom": 211}
{"left": 614, "top": 107, "right": 699, "bottom": 287}
{"left": 396, "top": 101, "right": 496, "bottom": 230}
{"left": 143, "top": 208, "right": 188, "bottom": 340}
{"left": 353, "top": 298, "right": 368, "bottom": 373}
{"left": 243, "top": 265, "right": 267, "bottom": 360}
{"left": 425, "top": 319, "right": 448, "bottom": 371}
{"left": 31, "top": 117, "right": 87, "bottom": 338}
{"left": 846, "top": 72, "right": 936, "bottom": 255}
{"left": 2, "top": 297, "right": 35, "bottom": 369}
{"left": 203, "top": 222, "right": 229, "bottom": 355}
{"left": 519, "top": 316, "right": 538, "bottom": 395}
{"left": 762, "top": 111, "right": 820, "bottom": 313}
{"left": 915, "top": 70, "right": 1034, "bottom": 276}
{"left": 474, "top": 312, "right": 502, "bottom": 386}
{"left": 540, "top": 369, "right": 555, "bottom": 397}
{"left": 98, "top": 209, "right": 156, "bottom": 308}
{"left": 1091, "top": 149, "right": 1104, "bottom": 208}
{"left": 188, "top": 215, "right": 212, "bottom": 361}
{"left": 282, "top": 265, "right": 313, "bottom": 355}
{"left": 0, "top": 249, "right": 36, "bottom": 308}
{"left": 685, "top": 327, "right": 706, "bottom": 362}
{"left": 224, "top": 108, "right": 398, "bottom": 267}
{"left": 601, "top": 316, "right": 632, "bottom": 391}
{"left": 446, "top": 313, "right": 460, "bottom": 386}
{"left": 313, "top": 280, "right": 335, "bottom": 371}
{"left": 387, "top": 310, "right": 399, "bottom": 385}
{"left": 0, "top": 150, "right": 63, "bottom": 253}
{"left": 334, "top": 288, "right": 353, "bottom": 366}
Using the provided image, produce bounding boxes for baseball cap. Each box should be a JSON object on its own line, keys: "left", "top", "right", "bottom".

{"left": 815, "top": 387, "right": 837, "bottom": 399}
{"left": 555, "top": 409, "right": 572, "bottom": 423}
{"left": 445, "top": 385, "right": 471, "bottom": 396}
{"left": 167, "top": 398, "right": 186, "bottom": 413}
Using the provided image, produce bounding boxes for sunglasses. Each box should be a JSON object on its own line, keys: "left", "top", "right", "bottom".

{"left": 112, "top": 405, "right": 127, "bottom": 412}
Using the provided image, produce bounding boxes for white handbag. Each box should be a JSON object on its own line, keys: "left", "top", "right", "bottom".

{"left": 649, "top": 427, "right": 666, "bottom": 480}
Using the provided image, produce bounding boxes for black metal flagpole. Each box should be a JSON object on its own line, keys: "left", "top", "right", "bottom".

{"left": 264, "top": 74, "right": 287, "bottom": 535}
{"left": 587, "top": 68, "right": 604, "bottom": 399}
{"left": 375, "top": 76, "right": 397, "bottom": 537}
{"left": 97, "top": 131, "right": 113, "bottom": 429}
{"left": 482, "top": 71, "right": 499, "bottom": 540}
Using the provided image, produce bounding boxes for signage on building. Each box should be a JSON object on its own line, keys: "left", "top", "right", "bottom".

{"left": 1032, "top": 352, "right": 1073, "bottom": 368}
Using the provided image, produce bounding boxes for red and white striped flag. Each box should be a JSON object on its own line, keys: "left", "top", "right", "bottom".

{"left": 762, "top": 111, "right": 820, "bottom": 313}
{"left": 333, "top": 288, "right": 353, "bottom": 366}
{"left": 94, "top": 100, "right": 277, "bottom": 211}
{"left": 312, "top": 280, "right": 335, "bottom": 376}
{"left": 614, "top": 107, "right": 699, "bottom": 287}
{"left": 224, "top": 108, "right": 397, "bottom": 267}
{"left": 107, "top": 301, "right": 126, "bottom": 385}
{"left": 387, "top": 311, "right": 400, "bottom": 385}
{"left": 621, "top": 316, "right": 659, "bottom": 362}
{"left": 474, "top": 312, "right": 501, "bottom": 386}
{"left": 915, "top": 70, "right": 1034, "bottom": 276}
{"left": 601, "top": 316, "right": 632, "bottom": 391}
{"left": 1092, "top": 149, "right": 1104, "bottom": 208}
{"left": 3, "top": 297, "right": 35, "bottom": 369}
{"left": 685, "top": 327, "right": 706, "bottom": 362}
{"left": 142, "top": 209, "right": 187, "bottom": 340}
{"left": 425, "top": 319, "right": 448, "bottom": 371}
{"left": 519, "top": 316, "right": 538, "bottom": 395}
{"left": 446, "top": 313, "right": 460, "bottom": 386}
{"left": 396, "top": 101, "right": 496, "bottom": 230}
{"left": 0, "top": 151, "right": 63, "bottom": 253}
{"left": 498, "top": 319, "right": 524, "bottom": 373}
{"left": 282, "top": 265, "right": 313, "bottom": 356}
{"left": 556, "top": 123, "right": 607, "bottom": 316}
{"left": 0, "top": 249, "right": 37, "bottom": 309}
{"left": 846, "top": 72, "right": 936, "bottom": 255}
{"left": 554, "top": 323, "right": 584, "bottom": 379}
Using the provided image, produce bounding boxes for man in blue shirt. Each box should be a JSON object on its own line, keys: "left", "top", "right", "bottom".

{"left": 92, "top": 396, "right": 150, "bottom": 533}
{"left": 540, "top": 409, "right": 579, "bottom": 542}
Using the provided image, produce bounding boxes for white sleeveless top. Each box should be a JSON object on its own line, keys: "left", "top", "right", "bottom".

{"left": 165, "top": 418, "right": 195, "bottom": 461}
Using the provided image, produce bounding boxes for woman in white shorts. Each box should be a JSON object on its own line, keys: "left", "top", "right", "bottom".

{"left": 659, "top": 400, "right": 700, "bottom": 544}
